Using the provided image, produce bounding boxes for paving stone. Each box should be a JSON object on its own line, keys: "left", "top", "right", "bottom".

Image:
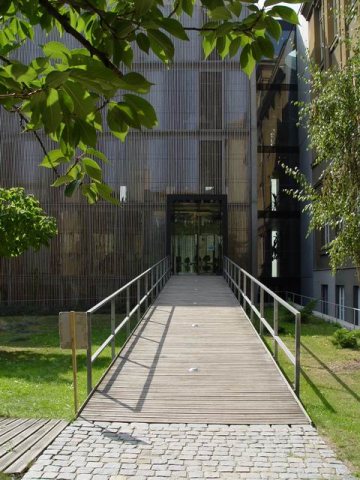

{"left": 22, "top": 422, "right": 356, "bottom": 480}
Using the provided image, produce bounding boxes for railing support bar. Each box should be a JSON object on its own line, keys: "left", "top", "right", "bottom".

{"left": 274, "top": 299, "right": 279, "bottom": 361}
{"left": 111, "top": 299, "right": 115, "bottom": 360}
{"left": 126, "top": 286, "right": 130, "bottom": 337}
{"left": 295, "top": 312, "right": 301, "bottom": 395}
{"left": 260, "top": 288, "right": 264, "bottom": 336}
{"left": 86, "top": 313, "right": 92, "bottom": 395}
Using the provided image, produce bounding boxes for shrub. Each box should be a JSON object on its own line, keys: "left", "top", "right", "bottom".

{"left": 331, "top": 328, "right": 359, "bottom": 349}
{"left": 301, "top": 299, "right": 318, "bottom": 323}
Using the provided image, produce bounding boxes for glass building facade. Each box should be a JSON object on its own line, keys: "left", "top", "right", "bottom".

{"left": 257, "top": 24, "right": 301, "bottom": 293}
{"left": 0, "top": 7, "right": 255, "bottom": 311}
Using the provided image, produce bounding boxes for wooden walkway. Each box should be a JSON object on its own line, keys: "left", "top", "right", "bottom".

{"left": 0, "top": 417, "right": 67, "bottom": 474}
{"left": 80, "top": 276, "right": 309, "bottom": 424}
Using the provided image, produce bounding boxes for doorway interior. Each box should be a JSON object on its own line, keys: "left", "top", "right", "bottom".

{"left": 167, "top": 195, "right": 227, "bottom": 275}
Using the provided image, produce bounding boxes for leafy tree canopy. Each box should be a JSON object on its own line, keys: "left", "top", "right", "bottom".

{"left": 0, "top": 0, "right": 300, "bottom": 204}
{"left": 284, "top": 40, "right": 360, "bottom": 281}
{"left": 0, "top": 187, "right": 57, "bottom": 257}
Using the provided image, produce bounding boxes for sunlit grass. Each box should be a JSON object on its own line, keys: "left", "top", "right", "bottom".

{"left": 257, "top": 306, "right": 360, "bottom": 478}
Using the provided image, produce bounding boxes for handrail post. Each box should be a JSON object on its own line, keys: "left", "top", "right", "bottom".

{"left": 126, "top": 286, "right": 130, "bottom": 337}
{"left": 86, "top": 312, "right": 92, "bottom": 395}
{"left": 151, "top": 267, "right": 154, "bottom": 302}
{"left": 243, "top": 275, "right": 246, "bottom": 309}
{"left": 295, "top": 312, "right": 301, "bottom": 395}
{"left": 145, "top": 272, "right": 149, "bottom": 310}
{"left": 250, "top": 279, "right": 254, "bottom": 323}
{"left": 111, "top": 299, "right": 115, "bottom": 360}
{"left": 274, "top": 299, "right": 278, "bottom": 361}
{"left": 237, "top": 266, "right": 240, "bottom": 302}
{"left": 137, "top": 278, "right": 141, "bottom": 323}
{"left": 260, "top": 288, "right": 264, "bottom": 336}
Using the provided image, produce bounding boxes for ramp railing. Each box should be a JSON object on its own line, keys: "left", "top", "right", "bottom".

{"left": 223, "top": 256, "right": 301, "bottom": 395}
{"left": 86, "top": 256, "right": 171, "bottom": 395}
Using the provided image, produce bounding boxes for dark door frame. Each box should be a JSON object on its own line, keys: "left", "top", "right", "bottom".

{"left": 166, "top": 194, "right": 228, "bottom": 272}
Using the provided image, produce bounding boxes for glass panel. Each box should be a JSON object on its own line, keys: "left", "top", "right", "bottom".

{"left": 170, "top": 200, "right": 223, "bottom": 274}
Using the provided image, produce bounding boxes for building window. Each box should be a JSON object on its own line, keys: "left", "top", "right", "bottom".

{"left": 271, "top": 230, "right": 280, "bottom": 277}
{"left": 335, "top": 285, "right": 345, "bottom": 320}
{"left": 321, "top": 284, "right": 328, "bottom": 314}
{"left": 270, "top": 177, "right": 279, "bottom": 211}
{"left": 321, "top": 224, "right": 330, "bottom": 249}
{"left": 199, "top": 140, "right": 222, "bottom": 193}
{"left": 316, "top": 1, "right": 326, "bottom": 65}
{"left": 354, "top": 286, "right": 360, "bottom": 325}
{"left": 199, "top": 72, "right": 222, "bottom": 129}
{"left": 120, "top": 186, "right": 127, "bottom": 203}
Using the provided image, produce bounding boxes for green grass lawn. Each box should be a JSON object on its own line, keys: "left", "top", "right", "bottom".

{"left": 257, "top": 306, "right": 360, "bottom": 478}
{"left": 0, "top": 312, "right": 132, "bottom": 420}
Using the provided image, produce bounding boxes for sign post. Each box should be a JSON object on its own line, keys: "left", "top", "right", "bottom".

{"left": 59, "top": 311, "right": 88, "bottom": 415}
{"left": 70, "top": 311, "right": 78, "bottom": 415}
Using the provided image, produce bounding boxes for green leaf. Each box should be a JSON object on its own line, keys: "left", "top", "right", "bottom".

{"left": 51, "top": 174, "right": 74, "bottom": 187}
{"left": 269, "top": 6, "right": 299, "bottom": 24}
{"left": 75, "top": 118, "right": 97, "bottom": 147}
{"left": 264, "top": 16, "right": 282, "bottom": 41}
{"left": 136, "top": 33, "right": 150, "bottom": 53}
{"left": 82, "top": 157, "right": 102, "bottom": 182}
{"left": 257, "top": 35, "right": 275, "bottom": 59}
{"left": 202, "top": 35, "right": 216, "bottom": 59}
{"left": 148, "top": 29, "right": 175, "bottom": 60}
{"left": 93, "top": 183, "right": 120, "bottom": 205}
{"left": 119, "top": 72, "right": 153, "bottom": 94}
{"left": 229, "top": 37, "right": 242, "bottom": 58}
{"left": 43, "top": 42, "right": 71, "bottom": 62}
{"left": 65, "top": 180, "right": 81, "bottom": 197}
{"left": 240, "top": 44, "right": 256, "bottom": 77}
{"left": 134, "top": 0, "right": 154, "bottom": 16}
{"left": 228, "top": 1, "right": 242, "bottom": 17}
{"left": 43, "top": 88, "right": 62, "bottom": 134}
{"left": 123, "top": 94, "right": 158, "bottom": 128}
{"left": 209, "top": 6, "right": 232, "bottom": 20}
{"left": 265, "top": 0, "right": 302, "bottom": 5}
{"left": 40, "top": 149, "right": 68, "bottom": 168}
{"left": 107, "top": 103, "right": 129, "bottom": 142}
{"left": 86, "top": 148, "right": 109, "bottom": 163}
{"left": 45, "top": 70, "right": 70, "bottom": 88}
{"left": 181, "top": 0, "right": 195, "bottom": 16}
{"left": 159, "top": 18, "right": 189, "bottom": 41}
{"left": 0, "top": 0, "right": 12, "bottom": 14}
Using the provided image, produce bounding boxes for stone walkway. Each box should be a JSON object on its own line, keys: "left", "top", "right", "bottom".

{"left": 22, "top": 421, "right": 355, "bottom": 480}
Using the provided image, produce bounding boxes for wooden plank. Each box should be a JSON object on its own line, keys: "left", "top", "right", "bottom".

{"left": 0, "top": 419, "right": 39, "bottom": 447}
{"left": 0, "top": 420, "right": 53, "bottom": 472}
{"left": 5, "top": 420, "right": 68, "bottom": 474}
{"left": 80, "top": 276, "right": 309, "bottom": 425}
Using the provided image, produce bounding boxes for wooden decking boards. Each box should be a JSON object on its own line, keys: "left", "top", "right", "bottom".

{"left": 80, "top": 276, "right": 309, "bottom": 425}
{"left": 0, "top": 418, "right": 68, "bottom": 474}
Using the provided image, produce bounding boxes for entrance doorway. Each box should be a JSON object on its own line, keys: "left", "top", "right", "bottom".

{"left": 167, "top": 195, "right": 227, "bottom": 275}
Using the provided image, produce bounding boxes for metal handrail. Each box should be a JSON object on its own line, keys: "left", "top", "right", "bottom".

{"left": 85, "top": 256, "right": 171, "bottom": 395}
{"left": 223, "top": 256, "right": 301, "bottom": 395}
{"left": 278, "top": 290, "right": 360, "bottom": 328}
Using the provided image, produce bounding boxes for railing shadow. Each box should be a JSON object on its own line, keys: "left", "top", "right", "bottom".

{"left": 301, "top": 342, "right": 360, "bottom": 404}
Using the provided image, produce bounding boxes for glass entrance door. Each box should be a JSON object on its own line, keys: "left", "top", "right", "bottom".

{"left": 170, "top": 200, "right": 223, "bottom": 274}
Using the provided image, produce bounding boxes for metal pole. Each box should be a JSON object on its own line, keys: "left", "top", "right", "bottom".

{"left": 86, "top": 313, "right": 92, "bottom": 395}
{"left": 274, "top": 299, "right": 278, "bottom": 361}
{"left": 111, "top": 299, "right": 115, "bottom": 360}
{"left": 70, "top": 311, "right": 78, "bottom": 415}
{"left": 243, "top": 275, "right": 246, "bottom": 309}
{"left": 145, "top": 272, "right": 149, "bottom": 310}
{"left": 237, "top": 267, "right": 240, "bottom": 302}
{"left": 137, "top": 278, "right": 141, "bottom": 323}
{"left": 260, "top": 288, "right": 264, "bottom": 336}
{"left": 126, "top": 286, "right": 130, "bottom": 337}
{"left": 295, "top": 312, "right": 301, "bottom": 395}
{"left": 151, "top": 268, "right": 154, "bottom": 302}
{"left": 250, "top": 280, "right": 254, "bottom": 323}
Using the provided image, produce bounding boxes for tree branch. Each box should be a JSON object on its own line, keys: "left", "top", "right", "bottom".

{"left": 38, "top": 0, "right": 123, "bottom": 78}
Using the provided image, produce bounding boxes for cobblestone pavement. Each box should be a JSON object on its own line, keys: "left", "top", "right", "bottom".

{"left": 22, "top": 421, "right": 355, "bottom": 480}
